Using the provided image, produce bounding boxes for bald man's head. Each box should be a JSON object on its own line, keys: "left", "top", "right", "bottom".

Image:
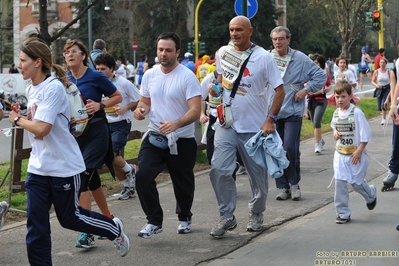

{"left": 229, "top": 16, "right": 253, "bottom": 51}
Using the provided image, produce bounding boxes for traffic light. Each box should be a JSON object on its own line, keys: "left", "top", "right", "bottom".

{"left": 199, "top": 42, "right": 206, "bottom": 51}
{"left": 187, "top": 42, "right": 194, "bottom": 54}
{"left": 365, "top": 12, "right": 374, "bottom": 30}
{"left": 372, "top": 10, "right": 380, "bottom": 31}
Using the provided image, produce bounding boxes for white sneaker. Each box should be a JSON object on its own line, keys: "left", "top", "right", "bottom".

{"left": 236, "top": 165, "right": 246, "bottom": 175}
{"left": 381, "top": 119, "right": 386, "bottom": 125}
{"left": 246, "top": 212, "right": 263, "bottom": 232}
{"left": 112, "top": 217, "right": 130, "bottom": 257}
{"left": 177, "top": 219, "right": 192, "bottom": 234}
{"left": 276, "top": 188, "right": 291, "bottom": 200}
{"left": 290, "top": 184, "right": 301, "bottom": 201}
{"left": 138, "top": 223, "right": 163, "bottom": 239}
{"left": 321, "top": 139, "right": 325, "bottom": 149}
{"left": 314, "top": 143, "right": 322, "bottom": 153}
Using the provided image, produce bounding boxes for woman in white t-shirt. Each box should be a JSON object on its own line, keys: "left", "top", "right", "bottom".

{"left": 7, "top": 37, "right": 129, "bottom": 265}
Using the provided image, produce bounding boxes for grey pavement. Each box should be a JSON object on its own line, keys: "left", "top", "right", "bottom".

{"left": 2, "top": 80, "right": 398, "bottom": 266}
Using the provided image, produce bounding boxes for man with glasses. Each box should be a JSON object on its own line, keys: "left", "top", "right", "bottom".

{"left": 269, "top": 26, "right": 326, "bottom": 201}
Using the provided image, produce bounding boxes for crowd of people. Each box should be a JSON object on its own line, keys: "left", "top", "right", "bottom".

{"left": 1, "top": 15, "right": 399, "bottom": 264}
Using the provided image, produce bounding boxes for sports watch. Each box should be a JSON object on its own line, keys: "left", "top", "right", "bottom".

{"left": 267, "top": 114, "right": 278, "bottom": 123}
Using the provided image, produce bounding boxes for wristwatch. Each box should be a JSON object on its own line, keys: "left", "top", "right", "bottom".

{"left": 267, "top": 114, "right": 278, "bottom": 123}
{"left": 14, "top": 116, "right": 21, "bottom": 125}
{"left": 100, "top": 102, "right": 106, "bottom": 110}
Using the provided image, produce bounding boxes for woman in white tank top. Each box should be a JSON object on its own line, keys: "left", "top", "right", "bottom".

{"left": 371, "top": 57, "right": 390, "bottom": 125}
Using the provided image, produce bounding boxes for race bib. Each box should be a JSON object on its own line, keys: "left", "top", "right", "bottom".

{"left": 220, "top": 41, "right": 254, "bottom": 90}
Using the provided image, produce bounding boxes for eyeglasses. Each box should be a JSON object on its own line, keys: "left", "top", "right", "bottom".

{"left": 271, "top": 37, "right": 287, "bottom": 42}
{"left": 63, "top": 50, "right": 83, "bottom": 57}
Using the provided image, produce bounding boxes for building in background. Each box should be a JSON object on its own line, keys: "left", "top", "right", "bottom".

{"left": 13, "top": 0, "right": 78, "bottom": 66}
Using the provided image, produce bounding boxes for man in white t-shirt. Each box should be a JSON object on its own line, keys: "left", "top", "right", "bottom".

{"left": 208, "top": 16, "right": 285, "bottom": 238}
{"left": 116, "top": 59, "right": 129, "bottom": 79}
{"left": 95, "top": 53, "right": 140, "bottom": 201}
{"left": 133, "top": 32, "right": 201, "bottom": 239}
{"left": 126, "top": 60, "right": 135, "bottom": 84}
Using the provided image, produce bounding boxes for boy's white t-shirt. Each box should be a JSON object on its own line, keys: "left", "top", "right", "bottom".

{"left": 26, "top": 78, "right": 85, "bottom": 177}
{"left": 106, "top": 76, "right": 140, "bottom": 123}
{"left": 141, "top": 64, "right": 202, "bottom": 138}
{"left": 216, "top": 46, "right": 283, "bottom": 133}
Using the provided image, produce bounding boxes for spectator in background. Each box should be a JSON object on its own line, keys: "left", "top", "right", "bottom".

{"left": 334, "top": 56, "right": 357, "bottom": 89}
{"left": 152, "top": 57, "right": 161, "bottom": 68}
{"left": 348, "top": 59, "right": 358, "bottom": 90}
{"left": 194, "top": 51, "right": 207, "bottom": 74}
{"left": 90, "top": 39, "right": 107, "bottom": 69}
{"left": 308, "top": 53, "right": 331, "bottom": 154}
{"left": 181, "top": 52, "right": 191, "bottom": 65}
{"left": 359, "top": 47, "right": 372, "bottom": 91}
{"left": 196, "top": 54, "right": 210, "bottom": 83}
{"left": 135, "top": 54, "right": 148, "bottom": 89}
{"left": 126, "top": 60, "right": 135, "bottom": 83}
{"left": 116, "top": 59, "right": 129, "bottom": 79}
{"left": 185, "top": 54, "right": 195, "bottom": 73}
{"left": 8, "top": 63, "right": 19, "bottom": 73}
{"left": 374, "top": 48, "right": 385, "bottom": 71}
{"left": 371, "top": 57, "right": 390, "bottom": 125}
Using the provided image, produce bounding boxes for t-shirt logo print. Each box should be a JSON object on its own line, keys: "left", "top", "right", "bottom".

{"left": 243, "top": 67, "right": 252, "bottom": 77}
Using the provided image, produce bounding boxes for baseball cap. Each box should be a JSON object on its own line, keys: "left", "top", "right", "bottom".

{"left": 184, "top": 52, "right": 193, "bottom": 58}
{"left": 361, "top": 46, "right": 368, "bottom": 52}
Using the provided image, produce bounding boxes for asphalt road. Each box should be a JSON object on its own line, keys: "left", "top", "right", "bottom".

{"left": 0, "top": 109, "right": 395, "bottom": 266}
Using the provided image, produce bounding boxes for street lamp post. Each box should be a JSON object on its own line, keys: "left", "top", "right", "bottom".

{"left": 194, "top": 0, "right": 204, "bottom": 62}
{"left": 88, "top": 0, "right": 93, "bottom": 53}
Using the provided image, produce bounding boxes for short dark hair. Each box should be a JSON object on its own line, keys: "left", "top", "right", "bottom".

{"left": 140, "top": 54, "right": 147, "bottom": 61}
{"left": 95, "top": 53, "right": 116, "bottom": 71}
{"left": 156, "top": 32, "right": 181, "bottom": 52}
{"left": 93, "top": 39, "right": 106, "bottom": 50}
{"left": 379, "top": 48, "right": 385, "bottom": 53}
{"left": 336, "top": 56, "right": 348, "bottom": 66}
{"left": 311, "top": 53, "right": 327, "bottom": 70}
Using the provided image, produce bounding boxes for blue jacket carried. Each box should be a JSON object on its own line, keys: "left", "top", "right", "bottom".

{"left": 244, "top": 130, "right": 289, "bottom": 179}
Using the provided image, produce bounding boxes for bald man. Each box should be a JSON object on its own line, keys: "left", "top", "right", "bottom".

{"left": 209, "top": 16, "right": 285, "bottom": 238}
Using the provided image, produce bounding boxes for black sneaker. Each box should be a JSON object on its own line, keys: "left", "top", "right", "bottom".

{"left": 367, "top": 198, "right": 377, "bottom": 210}
{"left": 335, "top": 216, "right": 351, "bottom": 224}
{"left": 366, "top": 185, "right": 377, "bottom": 210}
